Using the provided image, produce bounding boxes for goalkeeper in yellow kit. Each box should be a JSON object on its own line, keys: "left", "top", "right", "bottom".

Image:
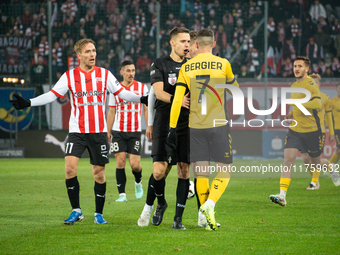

{"left": 167, "top": 28, "right": 239, "bottom": 230}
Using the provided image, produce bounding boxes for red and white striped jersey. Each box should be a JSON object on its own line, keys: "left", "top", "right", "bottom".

{"left": 50, "top": 66, "right": 123, "bottom": 133}
{"left": 109, "top": 80, "right": 148, "bottom": 132}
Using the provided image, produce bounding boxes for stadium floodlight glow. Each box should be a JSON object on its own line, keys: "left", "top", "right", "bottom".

{"left": 20, "top": 79, "right": 24, "bottom": 84}
{"left": 3, "top": 77, "right": 7, "bottom": 82}
{"left": 7, "top": 78, "right": 12, "bottom": 82}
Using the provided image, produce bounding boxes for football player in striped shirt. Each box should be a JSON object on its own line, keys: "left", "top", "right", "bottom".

{"left": 107, "top": 60, "right": 148, "bottom": 202}
{"left": 10, "top": 39, "right": 148, "bottom": 225}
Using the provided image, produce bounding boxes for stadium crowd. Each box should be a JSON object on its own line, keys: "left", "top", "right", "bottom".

{"left": 0, "top": 0, "right": 340, "bottom": 83}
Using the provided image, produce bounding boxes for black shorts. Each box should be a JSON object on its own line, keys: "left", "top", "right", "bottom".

{"left": 285, "top": 129, "right": 322, "bottom": 157}
{"left": 152, "top": 108, "right": 189, "bottom": 165}
{"left": 65, "top": 133, "right": 109, "bottom": 165}
{"left": 300, "top": 133, "right": 325, "bottom": 154}
{"left": 335, "top": 129, "right": 340, "bottom": 149}
{"left": 110, "top": 131, "right": 141, "bottom": 155}
{"left": 190, "top": 125, "right": 232, "bottom": 163}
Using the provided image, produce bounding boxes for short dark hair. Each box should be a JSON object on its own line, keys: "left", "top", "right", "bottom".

{"left": 295, "top": 56, "right": 311, "bottom": 67}
{"left": 189, "top": 30, "right": 198, "bottom": 41}
{"left": 196, "top": 28, "right": 214, "bottom": 46}
{"left": 170, "top": 27, "right": 190, "bottom": 39}
{"left": 121, "top": 60, "right": 134, "bottom": 69}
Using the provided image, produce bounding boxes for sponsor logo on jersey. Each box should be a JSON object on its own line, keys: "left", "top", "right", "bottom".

{"left": 74, "top": 90, "right": 104, "bottom": 97}
{"left": 150, "top": 70, "right": 155, "bottom": 75}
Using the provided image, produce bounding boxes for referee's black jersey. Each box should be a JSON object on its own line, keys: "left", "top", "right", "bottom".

{"left": 150, "top": 55, "right": 189, "bottom": 131}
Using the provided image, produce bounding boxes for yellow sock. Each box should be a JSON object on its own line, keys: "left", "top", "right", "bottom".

{"left": 280, "top": 177, "right": 291, "bottom": 192}
{"left": 329, "top": 153, "right": 340, "bottom": 164}
{"left": 311, "top": 168, "right": 321, "bottom": 184}
{"left": 209, "top": 173, "right": 230, "bottom": 204}
{"left": 196, "top": 177, "right": 210, "bottom": 206}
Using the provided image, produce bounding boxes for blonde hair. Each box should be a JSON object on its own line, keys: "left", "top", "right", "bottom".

{"left": 309, "top": 73, "right": 321, "bottom": 81}
{"left": 74, "top": 39, "right": 95, "bottom": 54}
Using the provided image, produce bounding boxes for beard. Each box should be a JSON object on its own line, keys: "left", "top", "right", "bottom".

{"left": 295, "top": 69, "right": 305, "bottom": 79}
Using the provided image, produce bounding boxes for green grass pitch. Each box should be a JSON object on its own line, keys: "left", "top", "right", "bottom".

{"left": 0, "top": 158, "right": 339, "bottom": 254}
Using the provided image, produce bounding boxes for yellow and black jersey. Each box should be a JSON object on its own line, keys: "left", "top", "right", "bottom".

{"left": 290, "top": 76, "right": 322, "bottom": 133}
{"left": 331, "top": 95, "right": 340, "bottom": 130}
{"left": 316, "top": 92, "right": 332, "bottom": 133}
{"left": 169, "top": 52, "right": 239, "bottom": 129}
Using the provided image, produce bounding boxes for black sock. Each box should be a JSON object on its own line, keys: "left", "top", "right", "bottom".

{"left": 65, "top": 176, "right": 80, "bottom": 209}
{"left": 116, "top": 168, "right": 126, "bottom": 194}
{"left": 146, "top": 173, "right": 156, "bottom": 206}
{"left": 132, "top": 168, "right": 142, "bottom": 183}
{"left": 94, "top": 181, "right": 106, "bottom": 214}
{"left": 175, "top": 178, "right": 189, "bottom": 219}
{"left": 154, "top": 177, "right": 166, "bottom": 205}
{"left": 194, "top": 178, "right": 201, "bottom": 210}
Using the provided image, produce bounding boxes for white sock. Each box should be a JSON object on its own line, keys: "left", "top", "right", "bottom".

{"left": 94, "top": 212, "right": 102, "bottom": 216}
{"left": 310, "top": 182, "right": 316, "bottom": 187}
{"left": 143, "top": 203, "right": 153, "bottom": 212}
{"left": 135, "top": 181, "right": 142, "bottom": 185}
{"left": 279, "top": 190, "right": 286, "bottom": 197}
{"left": 73, "top": 208, "right": 81, "bottom": 213}
{"left": 206, "top": 199, "right": 215, "bottom": 209}
{"left": 119, "top": 193, "right": 126, "bottom": 196}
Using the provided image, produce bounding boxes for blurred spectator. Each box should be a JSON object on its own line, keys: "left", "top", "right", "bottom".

{"left": 208, "top": 9, "right": 218, "bottom": 26}
{"left": 306, "top": 37, "right": 320, "bottom": 66}
{"left": 106, "top": 0, "right": 117, "bottom": 21}
{"left": 192, "top": 18, "right": 204, "bottom": 31}
{"left": 270, "top": 0, "right": 285, "bottom": 23}
{"left": 38, "top": 35, "right": 49, "bottom": 62}
{"left": 314, "top": 59, "right": 327, "bottom": 75}
{"left": 242, "top": 29, "right": 253, "bottom": 54}
{"left": 282, "top": 38, "right": 296, "bottom": 61}
{"left": 331, "top": 57, "right": 340, "bottom": 77}
{"left": 51, "top": 20, "right": 61, "bottom": 43}
{"left": 214, "top": 24, "right": 227, "bottom": 55}
{"left": 61, "top": 0, "right": 78, "bottom": 21}
{"left": 281, "top": 57, "right": 293, "bottom": 78}
{"left": 302, "top": 15, "right": 317, "bottom": 40}
{"left": 192, "top": 0, "right": 204, "bottom": 15}
{"left": 309, "top": 0, "right": 326, "bottom": 24}
{"left": 289, "top": 18, "right": 299, "bottom": 39}
{"left": 330, "top": 18, "right": 340, "bottom": 41}
{"left": 124, "top": 18, "right": 136, "bottom": 55}
{"left": 231, "top": 1, "right": 242, "bottom": 21}
{"left": 59, "top": 32, "right": 70, "bottom": 50}
{"left": 63, "top": 18, "right": 76, "bottom": 39}
{"left": 0, "top": 15, "right": 11, "bottom": 35}
{"left": 247, "top": 48, "right": 260, "bottom": 77}
{"left": 276, "top": 21, "right": 285, "bottom": 49}
{"left": 62, "top": 8, "right": 75, "bottom": 25}
{"left": 183, "top": 10, "right": 194, "bottom": 30}
{"left": 104, "top": 61, "right": 114, "bottom": 74}
{"left": 136, "top": 52, "right": 151, "bottom": 72}
{"left": 21, "top": 7, "right": 32, "bottom": 30}
{"left": 94, "top": 19, "right": 107, "bottom": 39}
{"left": 313, "top": 26, "right": 332, "bottom": 54}
{"left": 107, "top": 23, "right": 119, "bottom": 48}
{"left": 149, "top": 11, "right": 157, "bottom": 37}
{"left": 208, "top": 20, "right": 217, "bottom": 33}
{"left": 222, "top": 11, "right": 234, "bottom": 40}
{"left": 31, "top": 47, "right": 47, "bottom": 66}
{"left": 253, "top": 6, "right": 263, "bottom": 22}
{"left": 52, "top": 41, "right": 63, "bottom": 82}
{"left": 38, "top": 6, "right": 47, "bottom": 28}
{"left": 323, "top": 67, "right": 334, "bottom": 78}
{"left": 68, "top": 51, "right": 79, "bottom": 70}
{"left": 63, "top": 37, "right": 75, "bottom": 65}
{"left": 166, "top": 13, "right": 177, "bottom": 30}
{"left": 108, "top": 49, "right": 120, "bottom": 76}
{"left": 238, "top": 65, "right": 252, "bottom": 78}
{"left": 335, "top": 33, "right": 340, "bottom": 58}
{"left": 30, "top": 56, "right": 48, "bottom": 95}
{"left": 148, "top": 43, "right": 157, "bottom": 61}
{"left": 267, "top": 16, "right": 275, "bottom": 36}
{"left": 136, "top": 8, "right": 146, "bottom": 30}
{"left": 13, "top": 17, "right": 24, "bottom": 36}
{"left": 233, "top": 19, "right": 244, "bottom": 46}
{"left": 96, "top": 37, "right": 110, "bottom": 67}
{"left": 108, "top": 7, "right": 125, "bottom": 32}
{"left": 288, "top": 0, "right": 301, "bottom": 19}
